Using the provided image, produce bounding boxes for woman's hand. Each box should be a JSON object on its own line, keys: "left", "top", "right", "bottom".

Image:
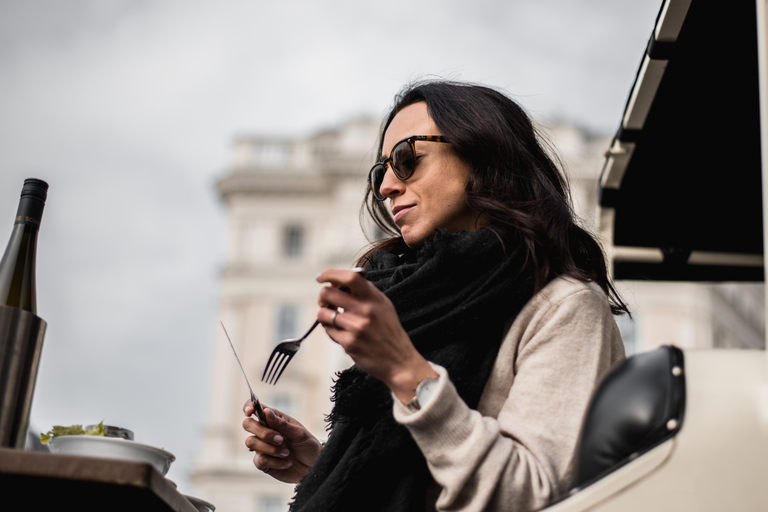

{"left": 316, "top": 269, "right": 438, "bottom": 404}
{"left": 243, "top": 401, "right": 323, "bottom": 483}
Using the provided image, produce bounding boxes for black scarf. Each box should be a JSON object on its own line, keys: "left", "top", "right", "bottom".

{"left": 290, "top": 228, "right": 535, "bottom": 512}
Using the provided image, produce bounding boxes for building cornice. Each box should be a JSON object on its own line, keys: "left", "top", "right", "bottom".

{"left": 217, "top": 171, "right": 331, "bottom": 199}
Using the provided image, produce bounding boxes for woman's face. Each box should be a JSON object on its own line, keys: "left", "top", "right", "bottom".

{"left": 379, "top": 102, "right": 483, "bottom": 248}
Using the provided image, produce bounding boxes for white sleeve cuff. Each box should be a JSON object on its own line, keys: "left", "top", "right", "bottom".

{"left": 391, "top": 363, "right": 452, "bottom": 422}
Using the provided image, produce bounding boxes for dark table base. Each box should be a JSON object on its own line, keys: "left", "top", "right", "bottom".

{"left": 0, "top": 447, "right": 200, "bottom": 511}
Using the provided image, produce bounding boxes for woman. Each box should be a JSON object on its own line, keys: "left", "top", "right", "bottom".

{"left": 243, "top": 79, "right": 627, "bottom": 512}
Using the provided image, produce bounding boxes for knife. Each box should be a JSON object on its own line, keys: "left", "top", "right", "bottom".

{"left": 220, "top": 321, "right": 268, "bottom": 425}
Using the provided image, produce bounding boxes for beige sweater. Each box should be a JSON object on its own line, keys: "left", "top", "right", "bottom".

{"left": 393, "top": 276, "right": 626, "bottom": 512}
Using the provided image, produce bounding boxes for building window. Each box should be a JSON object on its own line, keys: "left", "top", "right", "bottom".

{"left": 259, "top": 497, "right": 286, "bottom": 512}
{"left": 270, "top": 394, "right": 296, "bottom": 418}
{"left": 275, "top": 304, "right": 299, "bottom": 344}
{"left": 283, "top": 225, "right": 304, "bottom": 258}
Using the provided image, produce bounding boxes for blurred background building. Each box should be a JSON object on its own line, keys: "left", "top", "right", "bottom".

{"left": 191, "top": 117, "right": 764, "bottom": 511}
{"left": 191, "top": 118, "right": 378, "bottom": 511}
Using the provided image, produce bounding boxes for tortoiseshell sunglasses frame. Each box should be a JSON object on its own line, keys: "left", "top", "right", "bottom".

{"left": 367, "top": 135, "right": 449, "bottom": 201}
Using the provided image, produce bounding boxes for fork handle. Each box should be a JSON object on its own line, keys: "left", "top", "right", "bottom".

{"left": 302, "top": 319, "right": 321, "bottom": 339}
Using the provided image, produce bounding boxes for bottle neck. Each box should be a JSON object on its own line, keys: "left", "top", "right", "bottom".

{"left": 0, "top": 195, "right": 44, "bottom": 313}
{"left": 14, "top": 195, "right": 45, "bottom": 231}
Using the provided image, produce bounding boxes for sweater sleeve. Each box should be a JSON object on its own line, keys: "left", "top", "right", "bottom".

{"left": 392, "top": 282, "right": 625, "bottom": 512}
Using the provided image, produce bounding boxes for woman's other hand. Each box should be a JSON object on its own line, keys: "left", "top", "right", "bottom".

{"left": 243, "top": 401, "right": 322, "bottom": 483}
{"left": 316, "top": 268, "right": 438, "bottom": 404}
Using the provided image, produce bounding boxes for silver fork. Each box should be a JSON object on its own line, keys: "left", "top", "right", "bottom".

{"left": 262, "top": 267, "right": 366, "bottom": 385}
{"left": 261, "top": 319, "right": 321, "bottom": 385}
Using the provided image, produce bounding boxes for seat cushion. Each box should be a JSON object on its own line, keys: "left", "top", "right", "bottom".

{"left": 575, "top": 345, "right": 686, "bottom": 486}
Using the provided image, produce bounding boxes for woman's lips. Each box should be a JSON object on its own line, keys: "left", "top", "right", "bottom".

{"left": 392, "top": 205, "right": 414, "bottom": 224}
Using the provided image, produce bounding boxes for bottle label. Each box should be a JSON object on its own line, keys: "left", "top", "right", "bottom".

{"left": 15, "top": 215, "right": 41, "bottom": 227}
{"left": 14, "top": 197, "right": 44, "bottom": 228}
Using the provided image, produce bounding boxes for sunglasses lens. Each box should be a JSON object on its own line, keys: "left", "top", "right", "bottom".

{"left": 369, "top": 164, "right": 386, "bottom": 199}
{"left": 391, "top": 140, "right": 415, "bottom": 179}
{"left": 368, "top": 138, "right": 421, "bottom": 201}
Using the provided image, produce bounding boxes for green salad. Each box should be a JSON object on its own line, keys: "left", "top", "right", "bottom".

{"left": 40, "top": 421, "right": 107, "bottom": 445}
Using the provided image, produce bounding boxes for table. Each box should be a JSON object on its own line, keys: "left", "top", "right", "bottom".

{"left": 0, "top": 447, "right": 201, "bottom": 511}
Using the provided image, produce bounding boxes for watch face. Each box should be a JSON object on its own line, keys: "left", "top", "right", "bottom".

{"left": 416, "top": 377, "right": 439, "bottom": 408}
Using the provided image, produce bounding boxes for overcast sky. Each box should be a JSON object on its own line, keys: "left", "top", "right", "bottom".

{"left": 0, "top": 0, "right": 661, "bottom": 497}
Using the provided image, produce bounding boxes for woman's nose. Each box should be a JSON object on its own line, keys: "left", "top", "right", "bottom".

{"left": 378, "top": 164, "right": 405, "bottom": 198}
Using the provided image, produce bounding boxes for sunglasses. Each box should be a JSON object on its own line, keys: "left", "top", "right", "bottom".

{"left": 367, "top": 135, "right": 449, "bottom": 201}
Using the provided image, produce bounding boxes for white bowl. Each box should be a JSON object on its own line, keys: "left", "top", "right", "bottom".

{"left": 48, "top": 435, "right": 175, "bottom": 475}
{"left": 185, "top": 495, "right": 216, "bottom": 512}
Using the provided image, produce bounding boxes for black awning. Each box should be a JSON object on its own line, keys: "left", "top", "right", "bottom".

{"left": 598, "top": 0, "right": 764, "bottom": 281}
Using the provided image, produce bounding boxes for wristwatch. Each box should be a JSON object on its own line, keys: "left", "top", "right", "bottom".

{"left": 406, "top": 376, "right": 439, "bottom": 411}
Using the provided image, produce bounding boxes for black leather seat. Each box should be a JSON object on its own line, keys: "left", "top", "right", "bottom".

{"left": 574, "top": 345, "right": 686, "bottom": 487}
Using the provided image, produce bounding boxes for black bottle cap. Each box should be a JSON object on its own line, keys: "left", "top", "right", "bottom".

{"left": 20, "top": 179, "right": 49, "bottom": 203}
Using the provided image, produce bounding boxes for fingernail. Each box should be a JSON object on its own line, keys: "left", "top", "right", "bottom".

{"left": 273, "top": 435, "right": 284, "bottom": 444}
{"left": 285, "top": 459, "right": 293, "bottom": 467}
{"left": 316, "top": 272, "right": 322, "bottom": 282}
{"left": 280, "top": 449, "right": 290, "bottom": 457}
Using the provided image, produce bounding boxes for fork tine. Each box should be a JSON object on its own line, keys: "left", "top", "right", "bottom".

{"left": 262, "top": 349, "right": 280, "bottom": 381}
{"left": 268, "top": 353, "right": 291, "bottom": 385}
{"left": 263, "top": 352, "right": 280, "bottom": 383}
{"left": 272, "top": 352, "right": 296, "bottom": 385}
{"left": 270, "top": 353, "right": 295, "bottom": 385}
{"left": 261, "top": 318, "right": 324, "bottom": 384}
{"left": 265, "top": 352, "right": 284, "bottom": 384}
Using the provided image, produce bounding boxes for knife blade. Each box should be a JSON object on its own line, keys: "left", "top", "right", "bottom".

{"left": 220, "top": 321, "right": 268, "bottom": 425}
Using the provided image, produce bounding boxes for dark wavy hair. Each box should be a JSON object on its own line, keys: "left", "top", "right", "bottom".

{"left": 357, "top": 79, "right": 628, "bottom": 315}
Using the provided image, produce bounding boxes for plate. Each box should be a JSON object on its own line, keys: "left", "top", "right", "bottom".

{"left": 47, "top": 435, "right": 175, "bottom": 475}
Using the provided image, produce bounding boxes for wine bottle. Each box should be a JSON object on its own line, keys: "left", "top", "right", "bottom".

{"left": 0, "top": 179, "right": 49, "bottom": 314}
